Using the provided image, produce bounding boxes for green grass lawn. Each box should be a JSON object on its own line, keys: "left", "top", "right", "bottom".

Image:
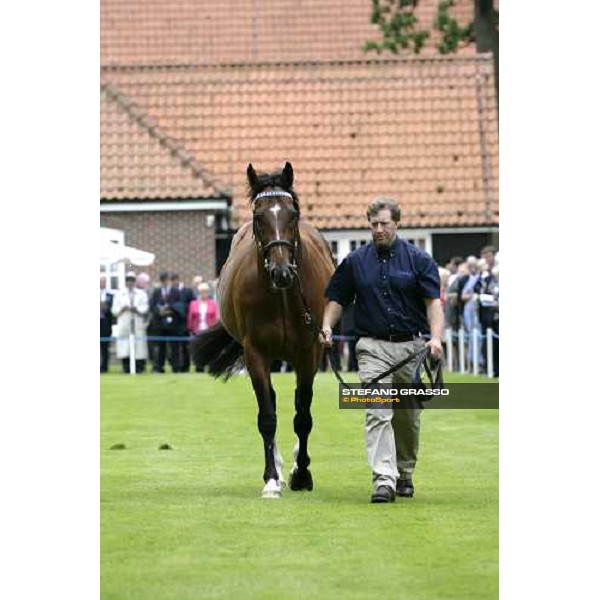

{"left": 101, "top": 371, "right": 498, "bottom": 600}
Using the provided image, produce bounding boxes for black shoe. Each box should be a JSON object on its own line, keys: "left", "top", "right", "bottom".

{"left": 396, "top": 479, "right": 415, "bottom": 498}
{"left": 371, "top": 485, "right": 396, "bottom": 504}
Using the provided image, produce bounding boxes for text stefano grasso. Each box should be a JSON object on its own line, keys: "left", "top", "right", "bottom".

{"left": 341, "top": 388, "right": 449, "bottom": 396}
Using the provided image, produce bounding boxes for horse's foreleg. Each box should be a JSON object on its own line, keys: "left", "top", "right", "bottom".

{"left": 289, "top": 368, "right": 315, "bottom": 492}
{"left": 270, "top": 385, "right": 284, "bottom": 481}
{"left": 245, "top": 347, "right": 282, "bottom": 498}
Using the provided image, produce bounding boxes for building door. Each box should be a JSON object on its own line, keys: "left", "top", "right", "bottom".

{"left": 215, "top": 231, "right": 235, "bottom": 275}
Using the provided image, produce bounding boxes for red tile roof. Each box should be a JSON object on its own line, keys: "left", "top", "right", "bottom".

{"left": 101, "top": 81, "right": 227, "bottom": 200}
{"left": 100, "top": 0, "right": 479, "bottom": 67}
{"left": 101, "top": 56, "right": 498, "bottom": 228}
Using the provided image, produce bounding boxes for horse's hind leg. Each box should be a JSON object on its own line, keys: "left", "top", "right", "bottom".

{"left": 245, "top": 346, "right": 283, "bottom": 498}
{"left": 289, "top": 364, "right": 315, "bottom": 492}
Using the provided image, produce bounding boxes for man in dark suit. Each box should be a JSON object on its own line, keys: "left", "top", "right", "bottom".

{"left": 149, "top": 272, "right": 186, "bottom": 373}
{"left": 100, "top": 275, "right": 114, "bottom": 373}
{"left": 171, "top": 273, "right": 194, "bottom": 373}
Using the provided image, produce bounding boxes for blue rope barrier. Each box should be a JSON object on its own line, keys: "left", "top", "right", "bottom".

{"left": 101, "top": 331, "right": 499, "bottom": 344}
{"left": 100, "top": 336, "right": 194, "bottom": 342}
{"left": 445, "top": 330, "right": 500, "bottom": 340}
{"left": 146, "top": 336, "right": 195, "bottom": 341}
{"left": 333, "top": 331, "right": 500, "bottom": 342}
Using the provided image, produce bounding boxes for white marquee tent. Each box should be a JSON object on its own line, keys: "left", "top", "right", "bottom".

{"left": 100, "top": 227, "right": 155, "bottom": 290}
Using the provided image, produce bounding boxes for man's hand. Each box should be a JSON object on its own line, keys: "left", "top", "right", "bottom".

{"left": 424, "top": 298, "right": 444, "bottom": 362}
{"left": 319, "top": 327, "right": 333, "bottom": 348}
{"left": 426, "top": 337, "right": 444, "bottom": 362}
{"left": 320, "top": 301, "right": 344, "bottom": 348}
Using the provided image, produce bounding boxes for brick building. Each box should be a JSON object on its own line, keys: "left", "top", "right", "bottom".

{"left": 100, "top": 0, "right": 498, "bottom": 282}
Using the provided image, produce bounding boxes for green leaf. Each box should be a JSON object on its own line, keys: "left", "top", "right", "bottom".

{"left": 362, "top": 41, "right": 381, "bottom": 53}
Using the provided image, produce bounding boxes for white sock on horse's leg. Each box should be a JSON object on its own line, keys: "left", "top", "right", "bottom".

{"left": 273, "top": 439, "right": 284, "bottom": 481}
{"left": 292, "top": 439, "right": 300, "bottom": 472}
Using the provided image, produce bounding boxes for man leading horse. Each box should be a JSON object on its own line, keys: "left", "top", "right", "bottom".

{"left": 320, "top": 197, "right": 444, "bottom": 504}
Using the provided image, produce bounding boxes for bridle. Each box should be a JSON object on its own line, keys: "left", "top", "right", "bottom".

{"left": 252, "top": 190, "right": 301, "bottom": 273}
{"left": 251, "top": 189, "right": 314, "bottom": 326}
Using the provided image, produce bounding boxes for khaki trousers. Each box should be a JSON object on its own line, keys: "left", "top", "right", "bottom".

{"left": 356, "top": 336, "right": 425, "bottom": 491}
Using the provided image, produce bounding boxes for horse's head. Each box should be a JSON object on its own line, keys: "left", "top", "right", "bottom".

{"left": 247, "top": 162, "right": 300, "bottom": 290}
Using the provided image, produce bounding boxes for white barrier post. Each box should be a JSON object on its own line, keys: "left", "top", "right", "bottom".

{"left": 458, "top": 328, "right": 466, "bottom": 374}
{"left": 472, "top": 328, "right": 479, "bottom": 376}
{"left": 445, "top": 328, "right": 453, "bottom": 372}
{"left": 129, "top": 333, "right": 136, "bottom": 375}
{"left": 487, "top": 328, "right": 494, "bottom": 378}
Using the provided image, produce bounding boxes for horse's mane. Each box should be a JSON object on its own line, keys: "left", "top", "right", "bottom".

{"left": 247, "top": 168, "right": 300, "bottom": 215}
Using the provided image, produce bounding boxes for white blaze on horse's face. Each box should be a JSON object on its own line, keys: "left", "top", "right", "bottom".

{"left": 269, "top": 204, "right": 283, "bottom": 255}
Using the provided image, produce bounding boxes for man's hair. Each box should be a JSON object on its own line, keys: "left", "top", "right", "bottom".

{"left": 366, "top": 197, "right": 401, "bottom": 222}
{"left": 481, "top": 245, "right": 496, "bottom": 255}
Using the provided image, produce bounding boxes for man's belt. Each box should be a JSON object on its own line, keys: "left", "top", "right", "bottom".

{"left": 368, "top": 332, "right": 417, "bottom": 343}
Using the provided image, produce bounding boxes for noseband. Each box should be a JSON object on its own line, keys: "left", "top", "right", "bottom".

{"left": 252, "top": 190, "right": 300, "bottom": 272}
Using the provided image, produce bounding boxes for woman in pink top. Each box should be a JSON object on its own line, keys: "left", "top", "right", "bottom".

{"left": 187, "top": 283, "right": 220, "bottom": 335}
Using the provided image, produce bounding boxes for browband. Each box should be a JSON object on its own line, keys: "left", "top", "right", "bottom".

{"left": 253, "top": 190, "right": 293, "bottom": 202}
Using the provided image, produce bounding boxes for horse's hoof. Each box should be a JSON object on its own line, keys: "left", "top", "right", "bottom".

{"left": 261, "top": 478, "right": 283, "bottom": 499}
{"left": 289, "top": 468, "right": 313, "bottom": 491}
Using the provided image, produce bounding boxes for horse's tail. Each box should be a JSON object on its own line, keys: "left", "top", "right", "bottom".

{"left": 190, "top": 322, "right": 245, "bottom": 381}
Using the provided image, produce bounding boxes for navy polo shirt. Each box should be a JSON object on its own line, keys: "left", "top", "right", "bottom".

{"left": 325, "top": 237, "right": 440, "bottom": 337}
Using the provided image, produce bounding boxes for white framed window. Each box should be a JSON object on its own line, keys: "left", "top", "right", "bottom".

{"left": 100, "top": 261, "right": 124, "bottom": 293}
{"left": 405, "top": 237, "right": 427, "bottom": 251}
{"left": 100, "top": 228, "right": 125, "bottom": 292}
{"left": 329, "top": 240, "right": 339, "bottom": 264}
{"left": 349, "top": 239, "right": 368, "bottom": 252}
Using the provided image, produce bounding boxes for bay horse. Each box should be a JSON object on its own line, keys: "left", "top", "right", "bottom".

{"left": 191, "top": 162, "right": 335, "bottom": 499}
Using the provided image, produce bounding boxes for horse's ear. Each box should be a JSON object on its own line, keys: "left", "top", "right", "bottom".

{"left": 247, "top": 163, "right": 259, "bottom": 190}
{"left": 281, "top": 161, "right": 294, "bottom": 189}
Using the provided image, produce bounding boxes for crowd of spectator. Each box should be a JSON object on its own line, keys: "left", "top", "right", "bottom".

{"left": 440, "top": 245, "right": 500, "bottom": 376}
{"left": 100, "top": 271, "right": 220, "bottom": 374}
